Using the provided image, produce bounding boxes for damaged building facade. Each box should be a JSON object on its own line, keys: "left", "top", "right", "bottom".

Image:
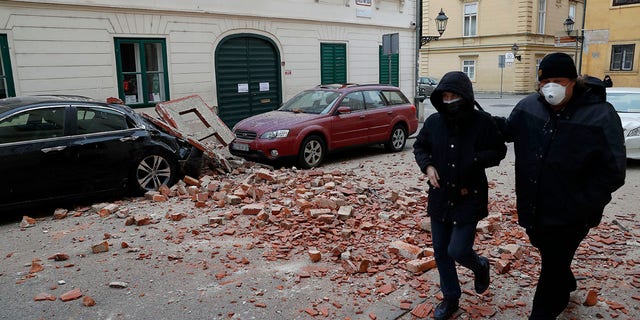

{"left": 0, "top": 0, "right": 419, "bottom": 127}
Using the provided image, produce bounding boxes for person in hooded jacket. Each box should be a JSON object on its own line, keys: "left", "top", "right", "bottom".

{"left": 495, "top": 52, "right": 626, "bottom": 319}
{"left": 413, "top": 71, "right": 507, "bottom": 320}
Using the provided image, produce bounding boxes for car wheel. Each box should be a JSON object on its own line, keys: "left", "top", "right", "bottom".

{"left": 131, "top": 151, "right": 178, "bottom": 194}
{"left": 385, "top": 125, "right": 407, "bottom": 152}
{"left": 298, "top": 135, "right": 325, "bottom": 169}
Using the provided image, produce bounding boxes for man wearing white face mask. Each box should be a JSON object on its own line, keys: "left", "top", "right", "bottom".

{"left": 495, "top": 52, "right": 626, "bottom": 319}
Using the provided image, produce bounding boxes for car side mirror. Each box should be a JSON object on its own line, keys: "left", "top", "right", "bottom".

{"left": 337, "top": 106, "right": 352, "bottom": 114}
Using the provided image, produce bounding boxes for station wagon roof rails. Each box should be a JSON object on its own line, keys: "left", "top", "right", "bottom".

{"left": 315, "top": 83, "right": 359, "bottom": 89}
{"left": 356, "top": 83, "right": 396, "bottom": 87}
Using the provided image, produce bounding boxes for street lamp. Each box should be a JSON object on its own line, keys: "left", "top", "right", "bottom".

{"left": 420, "top": 8, "right": 448, "bottom": 47}
{"left": 511, "top": 43, "right": 522, "bottom": 61}
{"left": 563, "top": 16, "right": 584, "bottom": 73}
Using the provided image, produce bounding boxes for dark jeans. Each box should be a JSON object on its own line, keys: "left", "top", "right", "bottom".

{"left": 527, "top": 224, "right": 589, "bottom": 320}
{"left": 430, "top": 217, "right": 484, "bottom": 301}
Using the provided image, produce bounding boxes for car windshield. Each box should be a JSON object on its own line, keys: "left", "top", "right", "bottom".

{"left": 608, "top": 92, "right": 640, "bottom": 113}
{"left": 278, "top": 90, "right": 341, "bottom": 114}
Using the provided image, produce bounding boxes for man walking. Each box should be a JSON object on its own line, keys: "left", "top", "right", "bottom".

{"left": 496, "top": 52, "right": 626, "bottom": 319}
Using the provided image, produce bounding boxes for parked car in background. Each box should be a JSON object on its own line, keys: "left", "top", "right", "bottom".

{"left": 229, "top": 83, "right": 419, "bottom": 168}
{"left": 607, "top": 87, "right": 640, "bottom": 160}
{"left": 0, "top": 95, "right": 202, "bottom": 211}
{"left": 416, "top": 76, "right": 439, "bottom": 102}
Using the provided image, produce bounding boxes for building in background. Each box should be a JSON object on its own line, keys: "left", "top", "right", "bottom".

{"left": 420, "top": 0, "right": 584, "bottom": 94}
{"left": 581, "top": 0, "right": 639, "bottom": 87}
{"left": 0, "top": 0, "right": 419, "bottom": 127}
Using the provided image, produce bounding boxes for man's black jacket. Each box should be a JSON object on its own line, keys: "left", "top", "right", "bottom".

{"left": 497, "top": 84, "right": 626, "bottom": 229}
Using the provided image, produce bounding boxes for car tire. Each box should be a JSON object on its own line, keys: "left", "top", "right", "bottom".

{"left": 130, "top": 150, "right": 178, "bottom": 194}
{"left": 298, "top": 135, "right": 325, "bottom": 169}
{"left": 385, "top": 124, "right": 407, "bottom": 152}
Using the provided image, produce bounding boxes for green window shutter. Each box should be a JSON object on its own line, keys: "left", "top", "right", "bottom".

{"left": 378, "top": 45, "right": 399, "bottom": 86}
{"left": 321, "top": 43, "right": 347, "bottom": 84}
{"left": 0, "top": 34, "right": 16, "bottom": 98}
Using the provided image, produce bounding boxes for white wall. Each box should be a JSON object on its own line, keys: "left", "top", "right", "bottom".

{"left": 0, "top": 0, "right": 418, "bottom": 105}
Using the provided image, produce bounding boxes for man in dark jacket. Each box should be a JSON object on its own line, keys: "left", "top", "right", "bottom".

{"left": 497, "top": 52, "right": 626, "bottom": 319}
{"left": 413, "top": 71, "right": 506, "bottom": 320}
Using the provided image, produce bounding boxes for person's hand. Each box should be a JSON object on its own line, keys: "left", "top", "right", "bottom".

{"left": 426, "top": 165, "right": 440, "bottom": 188}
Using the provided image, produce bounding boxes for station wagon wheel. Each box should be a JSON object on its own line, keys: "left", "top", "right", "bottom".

{"left": 385, "top": 124, "right": 407, "bottom": 152}
{"left": 298, "top": 135, "right": 325, "bottom": 169}
{"left": 131, "top": 151, "right": 178, "bottom": 194}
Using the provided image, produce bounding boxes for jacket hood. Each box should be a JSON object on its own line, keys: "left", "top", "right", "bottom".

{"left": 430, "top": 71, "right": 475, "bottom": 113}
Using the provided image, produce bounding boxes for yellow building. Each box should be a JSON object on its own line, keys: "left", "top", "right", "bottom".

{"left": 582, "top": 1, "right": 640, "bottom": 87}
{"left": 420, "top": 0, "right": 584, "bottom": 94}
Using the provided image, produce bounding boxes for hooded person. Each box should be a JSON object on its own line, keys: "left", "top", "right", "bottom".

{"left": 494, "top": 52, "right": 626, "bottom": 319}
{"left": 413, "top": 71, "right": 507, "bottom": 320}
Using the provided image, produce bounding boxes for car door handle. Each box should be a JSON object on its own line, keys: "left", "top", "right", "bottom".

{"left": 119, "top": 136, "right": 140, "bottom": 142}
{"left": 41, "top": 146, "right": 66, "bottom": 153}
{"left": 359, "top": 115, "right": 366, "bottom": 119}
{"left": 387, "top": 111, "right": 393, "bottom": 115}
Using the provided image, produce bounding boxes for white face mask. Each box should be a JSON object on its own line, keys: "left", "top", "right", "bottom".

{"left": 540, "top": 83, "right": 567, "bottom": 106}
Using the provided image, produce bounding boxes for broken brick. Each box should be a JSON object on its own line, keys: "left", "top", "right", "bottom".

{"left": 34, "top": 293, "right": 57, "bottom": 301}
{"left": 495, "top": 259, "right": 511, "bottom": 274}
{"left": 241, "top": 203, "right": 263, "bottom": 215}
{"left": 406, "top": 257, "right": 436, "bottom": 274}
{"left": 60, "top": 288, "right": 83, "bottom": 302}
{"left": 20, "top": 216, "right": 37, "bottom": 228}
{"left": 308, "top": 249, "right": 321, "bottom": 262}
{"left": 91, "top": 241, "right": 109, "bottom": 254}
{"left": 389, "top": 240, "right": 423, "bottom": 260}
{"left": 584, "top": 289, "right": 598, "bottom": 306}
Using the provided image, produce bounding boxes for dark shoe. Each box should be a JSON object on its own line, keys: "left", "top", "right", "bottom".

{"left": 474, "top": 256, "right": 490, "bottom": 294}
{"left": 434, "top": 299, "right": 459, "bottom": 320}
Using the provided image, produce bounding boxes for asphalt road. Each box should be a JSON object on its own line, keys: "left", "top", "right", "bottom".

{"left": 0, "top": 94, "right": 638, "bottom": 320}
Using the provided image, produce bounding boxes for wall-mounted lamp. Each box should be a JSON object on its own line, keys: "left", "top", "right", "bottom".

{"left": 563, "top": 16, "right": 584, "bottom": 43}
{"left": 511, "top": 43, "right": 522, "bottom": 61}
{"left": 420, "top": 8, "right": 448, "bottom": 47}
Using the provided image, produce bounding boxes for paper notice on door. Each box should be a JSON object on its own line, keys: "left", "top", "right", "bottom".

{"left": 237, "top": 83, "right": 248, "bottom": 93}
{"left": 259, "top": 82, "right": 269, "bottom": 92}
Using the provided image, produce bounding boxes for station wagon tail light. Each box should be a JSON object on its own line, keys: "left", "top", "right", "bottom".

{"left": 261, "top": 129, "right": 290, "bottom": 139}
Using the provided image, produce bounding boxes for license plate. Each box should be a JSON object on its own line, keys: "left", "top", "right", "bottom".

{"left": 231, "top": 142, "right": 249, "bottom": 151}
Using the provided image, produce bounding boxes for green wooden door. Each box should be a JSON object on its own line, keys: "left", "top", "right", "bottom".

{"left": 320, "top": 43, "right": 347, "bottom": 84}
{"left": 379, "top": 46, "right": 399, "bottom": 86}
{"left": 216, "top": 35, "right": 281, "bottom": 128}
{"left": 0, "top": 34, "right": 16, "bottom": 98}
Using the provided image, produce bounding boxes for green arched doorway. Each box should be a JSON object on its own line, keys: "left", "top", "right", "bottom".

{"left": 215, "top": 34, "right": 282, "bottom": 128}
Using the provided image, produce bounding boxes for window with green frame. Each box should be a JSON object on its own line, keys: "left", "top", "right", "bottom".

{"left": 114, "top": 38, "right": 169, "bottom": 107}
{"left": 0, "top": 34, "right": 16, "bottom": 98}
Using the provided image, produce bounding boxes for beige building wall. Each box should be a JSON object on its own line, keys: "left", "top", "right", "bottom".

{"left": 582, "top": 1, "right": 640, "bottom": 87}
{"left": 420, "top": 0, "right": 583, "bottom": 94}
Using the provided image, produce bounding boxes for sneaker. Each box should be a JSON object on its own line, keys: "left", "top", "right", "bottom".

{"left": 434, "top": 299, "right": 459, "bottom": 320}
{"left": 474, "top": 256, "right": 490, "bottom": 294}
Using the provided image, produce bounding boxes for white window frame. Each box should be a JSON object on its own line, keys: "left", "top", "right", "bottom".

{"left": 462, "top": 60, "right": 476, "bottom": 81}
{"left": 538, "top": 0, "right": 546, "bottom": 34}
{"left": 463, "top": 3, "right": 478, "bottom": 37}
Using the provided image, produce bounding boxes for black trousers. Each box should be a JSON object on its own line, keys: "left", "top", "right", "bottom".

{"left": 527, "top": 224, "right": 589, "bottom": 320}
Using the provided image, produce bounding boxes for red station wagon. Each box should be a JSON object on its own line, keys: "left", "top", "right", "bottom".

{"left": 229, "top": 83, "right": 419, "bottom": 168}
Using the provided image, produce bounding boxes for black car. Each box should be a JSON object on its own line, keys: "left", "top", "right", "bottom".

{"left": 0, "top": 95, "right": 202, "bottom": 211}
